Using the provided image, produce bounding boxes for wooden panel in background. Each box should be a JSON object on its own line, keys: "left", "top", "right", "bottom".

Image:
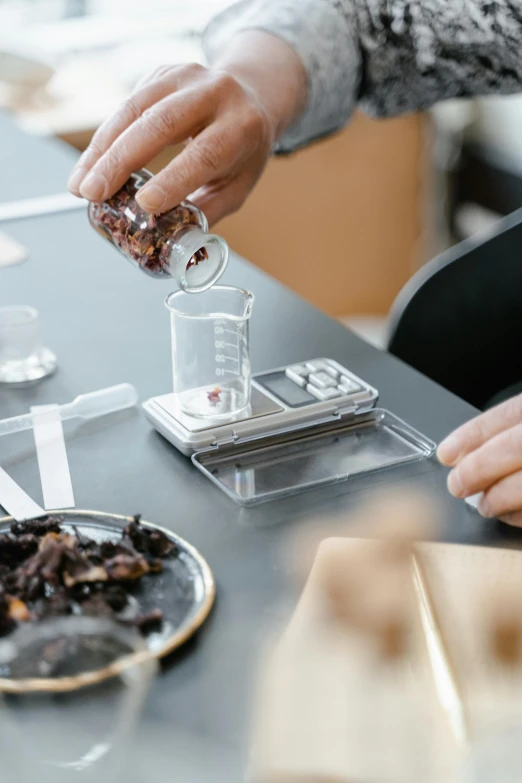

{"left": 215, "top": 112, "right": 427, "bottom": 317}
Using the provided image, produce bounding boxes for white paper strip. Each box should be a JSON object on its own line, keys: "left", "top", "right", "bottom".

{"left": 0, "top": 193, "right": 85, "bottom": 223}
{"left": 0, "top": 232, "right": 28, "bottom": 267}
{"left": 0, "top": 466, "right": 46, "bottom": 521}
{"left": 31, "top": 404, "right": 75, "bottom": 510}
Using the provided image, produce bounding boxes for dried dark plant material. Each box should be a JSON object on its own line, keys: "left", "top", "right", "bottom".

{"left": 0, "top": 588, "right": 16, "bottom": 637}
{"left": 124, "top": 516, "right": 177, "bottom": 559}
{"left": 99, "top": 538, "right": 135, "bottom": 561}
{"left": 135, "top": 609, "right": 164, "bottom": 634}
{"left": 7, "top": 597, "right": 31, "bottom": 622}
{"left": 0, "top": 515, "right": 178, "bottom": 638}
{"left": 186, "top": 253, "right": 206, "bottom": 272}
{"left": 72, "top": 525, "right": 97, "bottom": 551}
{"left": 33, "top": 588, "right": 73, "bottom": 620}
{"left": 146, "top": 558, "right": 164, "bottom": 575}
{"left": 103, "top": 585, "right": 128, "bottom": 614}
{"left": 89, "top": 174, "right": 208, "bottom": 279}
{"left": 62, "top": 563, "right": 108, "bottom": 588}
{"left": 207, "top": 387, "right": 222, "bottom": 405}
{"left": 11, "top": 517, "right": 62, "bottom": 537}
{"left": 0, "top": 533, "right": 38, "bottom": 568}
{"left": 104, "top": 553, "right": 150, "bottom": 582}
{"left": 81, "top": 593, "right": 119, "bottom": 620}
{"left": 146, "top": 530, "right": 177, "bottom": 558}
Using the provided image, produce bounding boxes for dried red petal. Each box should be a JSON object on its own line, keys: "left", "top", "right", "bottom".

{"left": 207, "top": 387, "right": 222, "bottom": 404}
{"left": 90, "top": 173, "right": 206, "bottom": 279}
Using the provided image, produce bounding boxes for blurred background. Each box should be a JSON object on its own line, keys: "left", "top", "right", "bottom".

{"left": 1, "top": 0, "right": 521, "bottom": 346}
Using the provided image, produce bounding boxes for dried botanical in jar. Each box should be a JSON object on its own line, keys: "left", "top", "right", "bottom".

{"left": 88, "top": 169, "right": 229, "bottom": 292}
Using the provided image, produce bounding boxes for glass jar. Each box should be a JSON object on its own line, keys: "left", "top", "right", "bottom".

{"left": 0, "top": 616, "right": 157, "bottom": 783}
{"left": 88, "top": 169, "right": 229, "bottom": 292}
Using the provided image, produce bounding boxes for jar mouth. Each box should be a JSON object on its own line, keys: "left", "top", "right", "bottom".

{"left": 172, "top": 231, "right": 229, "bottom": 293}
{"left": 165, "top": 286, "right": 254, "bottom": 321}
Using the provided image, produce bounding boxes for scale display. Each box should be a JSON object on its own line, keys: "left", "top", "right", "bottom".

{"left": 256, "top": 372, "right": 316, "bottom": 407}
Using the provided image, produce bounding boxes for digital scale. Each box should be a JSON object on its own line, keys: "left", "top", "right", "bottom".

{"left": 143, "top": 358, "right": 436, "bottom": 506}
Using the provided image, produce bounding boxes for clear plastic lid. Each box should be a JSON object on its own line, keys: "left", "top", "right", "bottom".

{"left": 192, "top": 409, "right": 436, "bottom": 506}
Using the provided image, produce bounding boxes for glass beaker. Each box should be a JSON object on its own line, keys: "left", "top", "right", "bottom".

{"left": 0, "top": 305, "right": 56, "bottom": 384}
{"left": 0, "top": 616, "right": 157, "bottom": 783}
{"left": 166, "top": 286, "right": 254, "bottom": 419}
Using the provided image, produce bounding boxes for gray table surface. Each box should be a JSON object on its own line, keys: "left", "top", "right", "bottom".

{"left": 0, "top": 113, "right": 78, "bottom": 203}
{"left": 1, "top": 112, "right": 520, "bottom": 779}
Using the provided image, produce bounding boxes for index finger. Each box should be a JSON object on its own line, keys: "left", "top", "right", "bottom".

{"left": 68, "top": 68, "right": 182, "bottom": 195}
{"left": 78, "top": 88, "right": 214, "bottom": 205}
{"left": 438, "top": 393, "right": 522, "bottom": 467}
{"left": 135, "top": 121, "right": 247, "bottom": 213}
{"left": 447, "top": 422, "right": 522, "bottom": 499}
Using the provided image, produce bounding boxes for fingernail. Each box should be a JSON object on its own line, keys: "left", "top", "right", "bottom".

{"left": 499, "top": 512, "right": 522, "bottom": 527}
{"left": 465, "top": 493, "right": 482, "bottom": 510}
{"left": 437, "top": 434, "right": 461, "bottom": 466}
{"left": 477, "top": 495, "right": 491, "bottom": 518}
{"left": 447, "top": 469, "right": 464, "bottom": 498}
{"left": 79, "top": 172, "right": 107, "bottom": 201}
{"left": 67, "top": 166, "right": 86, "bottom": 195}
{"left": 136, "top": 184, "right": 165, "bottom": 212}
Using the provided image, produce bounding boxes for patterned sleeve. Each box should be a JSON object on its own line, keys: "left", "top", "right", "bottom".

{"left": 202, "top": 0, "right": 522, "bottom": 153}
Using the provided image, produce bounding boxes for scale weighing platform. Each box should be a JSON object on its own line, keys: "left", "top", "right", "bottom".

{"left": 143, "top": 358, "right": 436, "bottom": 505}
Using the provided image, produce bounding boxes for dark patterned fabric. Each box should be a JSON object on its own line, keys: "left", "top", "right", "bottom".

{"left": 204, "top": 0, "right": 522, "bottom": 152}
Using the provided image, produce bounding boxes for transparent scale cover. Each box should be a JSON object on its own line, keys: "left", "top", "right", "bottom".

{"left": 192, "top": 408, "right": 436, "bottom": 506}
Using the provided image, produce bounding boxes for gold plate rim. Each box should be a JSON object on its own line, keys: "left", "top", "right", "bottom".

{"left": 0, "top": 509, "right": 216, "bottom": 693}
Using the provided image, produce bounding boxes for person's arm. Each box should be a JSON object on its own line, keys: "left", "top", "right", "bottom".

{"left": 68, "top": 0, "right": 522, "bottom": 223}
{"left": 67, "top": 30, "right": 305, "bottom": 225}
{"left": 204, "top": 0, "right": 522, "bottom": 154}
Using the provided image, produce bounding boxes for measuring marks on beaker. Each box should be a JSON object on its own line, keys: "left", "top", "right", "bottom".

{"left": 166, "top": 286, "right": 253, "bottom": 418}
{"left": 213, "top": 319, "right": 243, "bottom": 379}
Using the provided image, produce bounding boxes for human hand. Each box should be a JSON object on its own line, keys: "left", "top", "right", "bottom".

{"left": 438, "top": 394, "right": 522, "bottom": 525}
{"left": 67, "top": 33, "right": 307, "bottom": 226}
{"left": 67, "top": 63, "right": 273, "bottom": 226}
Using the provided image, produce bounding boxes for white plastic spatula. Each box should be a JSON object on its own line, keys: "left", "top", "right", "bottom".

{"left": 0, "top": 384, "right": 138, "bottom": 437}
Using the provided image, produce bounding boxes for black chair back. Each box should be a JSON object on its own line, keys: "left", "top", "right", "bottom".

{"left": 387, "top": 209, "right": 522, "bottom": 410}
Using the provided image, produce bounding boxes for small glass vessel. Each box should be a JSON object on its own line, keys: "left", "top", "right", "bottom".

{"left": 166, "top": 286, "right": 254, "bottom": 419}
{"left": 0, "top": 305, "right": 56, "bottom": 384}
{"left": 0, "top": 615, "right": 157, "bottom": 783}
{"left": 88, "top": 169, "right": 229, "bottom": 292}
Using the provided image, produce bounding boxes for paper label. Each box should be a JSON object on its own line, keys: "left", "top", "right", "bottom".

{"left": 0, "top": 466, "right": 46, "bottom": 521}
{"left": 31, "top": 404, "right": 75, "bottom": 510}
{"left": 0, "top": 231, "right": 28, "bottom": 267}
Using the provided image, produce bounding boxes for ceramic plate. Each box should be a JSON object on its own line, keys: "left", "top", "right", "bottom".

{"left": 0, "top": 509, "right": 215, "bottom": 691}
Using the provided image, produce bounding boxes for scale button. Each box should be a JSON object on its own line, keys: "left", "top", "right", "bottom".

{"left": 306, "top": 384, "right": 342, "bottom": 400}
{"left": 285, "top": 368, "right": 308, "bottom": 387}
{"left": 286, "top": 364, "right": 309, "bottom": 377}
{"left": 325, "top": 366, "right": 339, "bottom": 380}
{"left": 339, "top": 376, "right": 362, "bottom": 393}
{"left": 309, "top": 371, "right": 338, "bottom": 389}
{"left": 306, "top": 360, "right": 331, "bottom": 373}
